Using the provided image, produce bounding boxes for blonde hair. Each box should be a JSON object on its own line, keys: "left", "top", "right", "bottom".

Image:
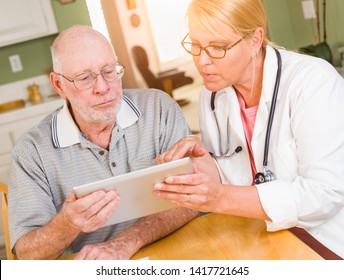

{"left": 187, "top": 0, "right": 271, "bottom": 47}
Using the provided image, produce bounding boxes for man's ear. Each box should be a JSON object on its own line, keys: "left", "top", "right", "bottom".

{"left": 251, "top": 27, "right": 264, "bottom": 57}
{"left": 50, "top": 72, "right": 66, "bottom": 100}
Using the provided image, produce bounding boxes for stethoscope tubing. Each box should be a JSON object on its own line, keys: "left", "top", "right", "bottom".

{"left": 210, "top": 48, "right": 282, "bottom": 170}
{"left": 262, "top": 48, "right": 282, "bottom": 167}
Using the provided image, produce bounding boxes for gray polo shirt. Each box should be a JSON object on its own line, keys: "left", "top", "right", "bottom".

{"left": 8, "top": 88, "right": 191, "bottom": 255}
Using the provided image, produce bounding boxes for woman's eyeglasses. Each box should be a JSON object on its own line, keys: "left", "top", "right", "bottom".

{"left": 181, "top": 33, "right": 244, "bottom": 59}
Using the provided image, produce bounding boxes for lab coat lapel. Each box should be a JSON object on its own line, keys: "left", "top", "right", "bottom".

{"left": 252, "top": 101, "right": 269, "bottom": 170}
{"left": 225, "top": 88, "right": 246, "bottom": 144}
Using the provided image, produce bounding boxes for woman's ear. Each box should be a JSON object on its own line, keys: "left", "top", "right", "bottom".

{"left": 251, "top": 27, "right": 264, "bottom": 56}
{"left": 50, "top": 72, "right": 66, "bottom": 100}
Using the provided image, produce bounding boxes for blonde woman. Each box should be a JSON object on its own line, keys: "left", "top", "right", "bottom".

{"left": 154, "top": 0, "right": 344, "bottom": 259}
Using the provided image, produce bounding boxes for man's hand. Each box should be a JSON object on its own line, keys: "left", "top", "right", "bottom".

{"left": 74, "top": 235, "right": 133, "bottom": 260}
{"left": 61, "top": 190, "right": 120, "bottom": 233}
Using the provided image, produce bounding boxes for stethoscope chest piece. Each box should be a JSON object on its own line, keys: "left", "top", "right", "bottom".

{"left": 254, "top": 169, "right": 275, "bottom": 184}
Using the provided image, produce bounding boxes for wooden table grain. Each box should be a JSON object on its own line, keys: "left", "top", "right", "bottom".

{"left": 62, "top": 213, "right": 323, "bottom": 260}
{"left": 131, "top": 213, "right": 322, "bottom": 260}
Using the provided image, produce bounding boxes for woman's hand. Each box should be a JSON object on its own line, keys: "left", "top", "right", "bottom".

{"left": 156, "top": 135, "right": 208, "bottom": 163}
{"left": 153, "top": 163, "right": 222, "bottom": 213}
{"left": 155, "top": 135, "right": 222, "bottom": 212}
{"left": 158, "top": 134, "right": 221, "bottom": 188}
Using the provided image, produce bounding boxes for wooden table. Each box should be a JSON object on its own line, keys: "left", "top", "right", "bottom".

{"left": 63, "top": 213, "right": 323, "bottom": 260}
{"left": 134, "top": 213, "right": 322, "bottom": 260}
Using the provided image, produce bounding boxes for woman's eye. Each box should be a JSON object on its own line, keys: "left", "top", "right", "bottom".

{"left": 212, "top": 46, "right": 225, "bottom": 51}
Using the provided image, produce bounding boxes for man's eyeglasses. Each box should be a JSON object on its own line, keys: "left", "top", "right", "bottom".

{"left": 55, "top": 64, "right": 125, "bottom": 90}
{"left": 181, "top": 33, "right": 244, "bottom": 59}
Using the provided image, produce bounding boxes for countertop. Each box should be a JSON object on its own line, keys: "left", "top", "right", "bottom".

{"left": 0, "top": 95, "right": 64, "bottom": 126}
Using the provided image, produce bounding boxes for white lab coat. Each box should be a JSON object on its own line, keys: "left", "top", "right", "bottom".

{"left": 199, "top": 46, "right": 344, "bottom": 258}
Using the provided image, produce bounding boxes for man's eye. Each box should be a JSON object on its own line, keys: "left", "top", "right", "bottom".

{"left": 76, "top": 74, "right": 91, "bottom": 81}
{"left": 103, "top": 69, "right": 115, "bottom": 75}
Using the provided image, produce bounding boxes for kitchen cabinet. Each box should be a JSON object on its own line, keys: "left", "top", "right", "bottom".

{"left": 0, "top": 0, "right": 58, "bottom": 47}
{"left": 0, "top": 97, "right": 63, "bottom": 258}
{"left": 0, "top": 97, "right": 63, "bottom": 183}
{"left": 0, "top": 114, "right": 51, "bottom": 183}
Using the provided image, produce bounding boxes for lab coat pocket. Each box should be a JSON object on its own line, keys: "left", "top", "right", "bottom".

{"left": 274, "top": 139, "right": 298, "bottom": 179}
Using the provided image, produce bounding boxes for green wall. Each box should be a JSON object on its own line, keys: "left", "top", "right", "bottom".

{"left": 0, "top": 0, "right": 91, "bottom": 86}
{"left": 264, "top": 0, "right": 344, "bottom": 66}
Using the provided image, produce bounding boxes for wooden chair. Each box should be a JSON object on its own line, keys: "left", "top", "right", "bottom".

{"left": 132, "top": 45, "right": 194, "bottom": 106}
{"left": 0, "top": 181, "right": 15, "bottom": 260}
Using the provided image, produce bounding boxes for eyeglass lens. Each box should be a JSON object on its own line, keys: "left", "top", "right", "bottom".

{"left": 183, "top": 44, "right": 228, "bottom": 58}
{"left": 181, "top": 34, "right": 244, "bottom": 59}
{"left": 73, "top": 65, "right": 124, "bottom": 90}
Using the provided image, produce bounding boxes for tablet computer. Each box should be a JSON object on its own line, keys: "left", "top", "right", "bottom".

{"left": 73, "top": 157, "right": 193, "bottom": 227}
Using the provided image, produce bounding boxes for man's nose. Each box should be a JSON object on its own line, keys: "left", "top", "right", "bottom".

{"left": 93, "top": 74, "right": 110, "bottom": 93}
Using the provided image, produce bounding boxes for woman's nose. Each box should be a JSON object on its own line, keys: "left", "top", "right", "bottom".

{"left": 197, "top": 49, "right": 212, "bottom": 65}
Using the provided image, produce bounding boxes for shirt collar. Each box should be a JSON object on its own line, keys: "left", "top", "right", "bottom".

{"left": 52, "top": 95, "right": 141, "bottom": 148}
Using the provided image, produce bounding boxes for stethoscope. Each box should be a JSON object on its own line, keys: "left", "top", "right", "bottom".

{"left": 209, "top": 48, "right": 282, "bottom": 184}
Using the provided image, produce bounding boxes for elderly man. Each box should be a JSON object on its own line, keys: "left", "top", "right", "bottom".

{"left": 8, "top": 25, "right": 197, "bottom": 260}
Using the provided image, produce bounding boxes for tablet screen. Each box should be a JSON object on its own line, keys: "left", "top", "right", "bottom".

{"left": 73, "top": 157, "right": 193, "bottom": 226}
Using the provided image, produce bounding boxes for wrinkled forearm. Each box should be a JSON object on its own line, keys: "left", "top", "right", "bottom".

{"left": 105, "top": 207, "right": 199, "bottom": 258}
{"left": 14, "top": 210, "right": 80, "bottom": 260}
